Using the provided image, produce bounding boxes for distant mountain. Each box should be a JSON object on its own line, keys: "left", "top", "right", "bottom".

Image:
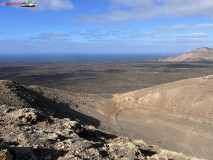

{"left": 155, "top": 47, "right": 213, "bottom": 62}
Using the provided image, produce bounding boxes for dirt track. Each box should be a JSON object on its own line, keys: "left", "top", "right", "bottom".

{"left": 116, "top": 108, "right": 213, "bottom": 160}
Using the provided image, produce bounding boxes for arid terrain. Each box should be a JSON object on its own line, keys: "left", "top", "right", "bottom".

{"left": 0, "top": 80, "right": 202, "bottom": 160}
{"left": 0, "top": 47, "right": 213, "bottom": 159}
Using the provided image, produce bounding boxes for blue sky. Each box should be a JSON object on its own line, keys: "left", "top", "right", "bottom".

{"left": 1, "top": 0, "right": 213, "bottom": 55}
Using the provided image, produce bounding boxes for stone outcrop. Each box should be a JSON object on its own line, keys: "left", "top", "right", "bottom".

{"left": 0, "top": 104, "right": 203, "bottom": 160}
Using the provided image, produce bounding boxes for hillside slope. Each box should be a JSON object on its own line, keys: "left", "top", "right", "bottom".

{"left": 113, "top": 75, "right": 213, "bottom": 159}
{"left": 0, "top": 80, "right": 119, "bottom": 132}
{"left": 113, "top": 75, "right": 213, "bottom": 124}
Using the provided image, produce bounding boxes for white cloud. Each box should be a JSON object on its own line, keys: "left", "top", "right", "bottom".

{"left": 195, "top": 24, "right": 213, "bottom": 29}
{"left": 30, "top": 33, "right": 70, "bottom": 40}
{"left": 68, "top": 0, "right": 213, "bottom": 23}
{"left": 72, "top": 30, "right": 106, "bottom": 37}
{"left": 71, "top": 30, "right": 108, "bottom": 40}
{"left": 158, "top": 33, "right": 208, "bottom": 41}
{"left": 112, "top": 0, "right": 154, "bottom": 8}
{"left": 130, "top": 32, "right": 155, "bottom": 39}
{"left": 71, "top": 28, "right": 156, "bottom": 44}
{"left": 33, "top": 0, "right": 74, "bottom": 10}
{"left": 158, "top": 25, "right": 189, "bottom": 31}
{"left": 71, "top": 28, "right": 124, "bottom": 40}
{"left": 173, "top": 33, "right": 208, "bottom": 38}
{"left": 158, "top": 24, "right": 213, "bottom": 31}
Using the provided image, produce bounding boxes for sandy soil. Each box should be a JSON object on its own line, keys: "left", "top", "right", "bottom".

{"left": 117, "top": 108, "right": 213, "bottom": 160}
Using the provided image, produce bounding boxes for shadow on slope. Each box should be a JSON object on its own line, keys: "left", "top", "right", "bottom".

{"left": 0, "top": 80, "right": 100, "bottom": 127}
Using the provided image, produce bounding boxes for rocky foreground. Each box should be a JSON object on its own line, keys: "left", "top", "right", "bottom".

{"left": 0, "top": 80, "right": 204, "bottom": 160}
{"left": 0, "top": 104, "right": 202, "bottom": 160}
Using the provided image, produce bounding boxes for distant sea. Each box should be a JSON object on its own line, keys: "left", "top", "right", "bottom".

{"left": 0, "top": 53, "right": 173, "bottom": 62}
